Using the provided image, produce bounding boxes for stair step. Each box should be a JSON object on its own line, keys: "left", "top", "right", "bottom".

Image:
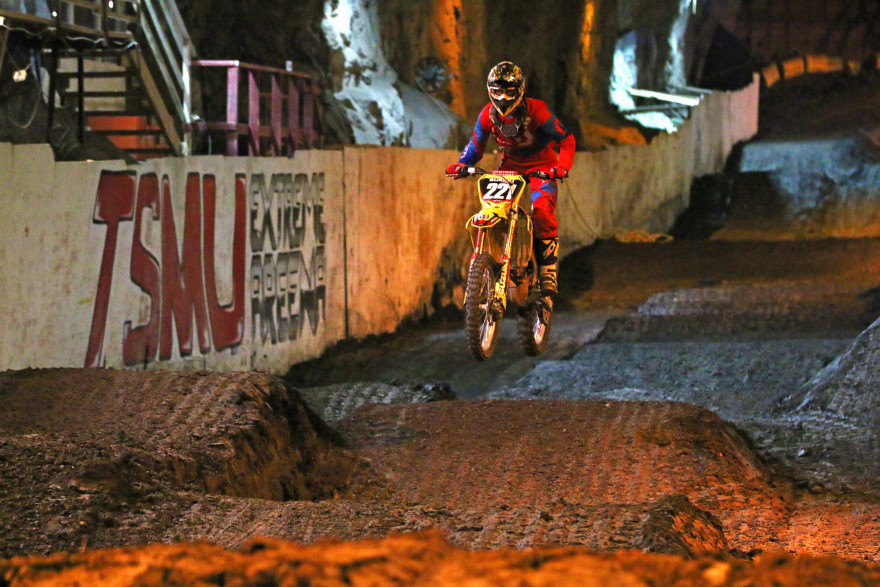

{"left": 124, "top": 146, "right": 173, "bottom": 154}
{"left": 64, "top": 90, "right": 142, "bottom": 98}
{"left": 55, "top": 71, "right": 130, "bottom": 79}
{"left": 84, "top": 110, "right": 151, "bottom": 117}
{"left": 90, "top": 128, "right": 165, "bottom": 137}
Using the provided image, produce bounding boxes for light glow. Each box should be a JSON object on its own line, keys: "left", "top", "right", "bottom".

{"left": 430, "top": 0, "right": 464, "bottom": 116}
{"left": 580, "top": 2, "right": 594, "bottom": 62}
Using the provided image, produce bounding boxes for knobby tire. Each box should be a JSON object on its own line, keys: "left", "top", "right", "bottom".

{"left": 465, "top": 253, "right": 500, "bottom": 360}
{"left": 517, "top": 299, "right": 551, "bottom": 356}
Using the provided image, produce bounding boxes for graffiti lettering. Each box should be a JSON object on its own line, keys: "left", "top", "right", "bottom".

{"left": 86, "top": 171, "right": 247, "bottom": 367}
{"left": 249, "top": 172, "right": 326, "bottom": 344}
{"left": 84, "top": 172, "right": 136, "bottom": 368}
{"left": 122, "top": 173, "right": 162, "bottom": 365}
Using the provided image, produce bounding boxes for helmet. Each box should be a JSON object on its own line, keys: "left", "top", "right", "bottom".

{"left": 487, "top": 61, "right": 524, "bottom": 117}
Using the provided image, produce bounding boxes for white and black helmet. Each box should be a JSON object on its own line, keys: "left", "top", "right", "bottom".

{"left": 487, "top": 61, "right": 525, "bottom": 118}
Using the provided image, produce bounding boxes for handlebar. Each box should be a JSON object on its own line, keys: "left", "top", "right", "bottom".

{"left": 446, "top": 166, "right": 561, "bottom": 182}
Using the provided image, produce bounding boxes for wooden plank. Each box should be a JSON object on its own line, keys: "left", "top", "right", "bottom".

{"left": 271, "top": 73, "right": 282, "bottom": 155}
{"left": 225, "top": 65, "right": 239, "bottom": 156}
{"left": 139, "top": 0, "right": 183, "bottom": 95}
{"left": 248, "top": 70, "right": 260, "bottom": 155}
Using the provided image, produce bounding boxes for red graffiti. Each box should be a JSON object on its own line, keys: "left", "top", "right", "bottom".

{"left": 85, "top": 171, "right": 246, "bottom": 367}
{"left": 84, "top": 172, "right": 136, "bottom": 368}
{"left": 158, "top": 173, "right": 211, "bottom": 361}
{"left": 204, "top": 174, "right": 247, "bottom": 351}
{"left": 123, "top": 173, "right": 161, "bottom": 365}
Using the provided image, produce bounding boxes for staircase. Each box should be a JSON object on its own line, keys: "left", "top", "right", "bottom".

{"left": 55, "top": 53, "right": 172, "bottom": 159}
{"left": 1, "top": 0, "right": 193, "bottom": 160}
{"left": 1, "top": 0, "right": 324, "bottom": 160}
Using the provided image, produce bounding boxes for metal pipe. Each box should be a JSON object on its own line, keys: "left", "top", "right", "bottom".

{"left": 46, "top": 43, "right": 59, "bottom": 144}
{"left": 77, "top": 54, "right": 85, "bottom": 144}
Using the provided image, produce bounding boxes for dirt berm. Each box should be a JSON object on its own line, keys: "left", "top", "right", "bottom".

{"left": 1, "top": 354, "right": 879, "bottom": 585}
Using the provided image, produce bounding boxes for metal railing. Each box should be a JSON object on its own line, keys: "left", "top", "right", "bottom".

{"left": 191, "top": 60, "right": 324, "bottom": 156}
{"left": 129, "top": 0, "right": 193, "bottom": 154}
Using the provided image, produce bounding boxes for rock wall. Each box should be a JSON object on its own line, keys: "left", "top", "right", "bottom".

{"left": 177, "top": 0, "right": 744, "bottom": 151}
{"left": 732, "top": 0, "right": 880, "bottom": 64}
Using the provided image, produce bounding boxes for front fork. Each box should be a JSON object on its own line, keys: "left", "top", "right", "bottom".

{"left": 470, "top": 211, "right": 519, "bottom": 320}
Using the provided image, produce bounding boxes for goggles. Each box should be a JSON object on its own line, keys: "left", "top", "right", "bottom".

{"left": 489, "top": 86, "right": 519, "bottom": 100}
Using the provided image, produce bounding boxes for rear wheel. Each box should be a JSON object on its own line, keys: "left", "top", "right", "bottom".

{"left": 465, "top": 253, "right": 501, "bottom": 360}
{"left": 517, "top": 297, "right": 551, "bottom": 356}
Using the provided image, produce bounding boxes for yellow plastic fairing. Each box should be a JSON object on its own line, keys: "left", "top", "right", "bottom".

{"left": 470, "top": 204, "right": 507, "bottom": 228}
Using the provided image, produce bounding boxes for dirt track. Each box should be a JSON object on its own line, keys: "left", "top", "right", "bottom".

{"left": 3, "top": 236, "right": 880, "bottom": 583}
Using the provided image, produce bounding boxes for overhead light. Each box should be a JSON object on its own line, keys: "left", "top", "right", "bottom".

{"left": 0, "top": 16, "right": 6, "bottom": 27}
{"left": 108, "top": 0, "right": 114, "bottom": 8}
{"left": 13, "top": 69, "right": 27, "bottom": 83}
{"left": 51, "top": 10, "right": 57, "bottom": 17}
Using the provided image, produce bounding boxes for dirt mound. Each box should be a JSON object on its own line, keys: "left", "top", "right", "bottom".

{"left": 3, "top": 530, "right": 879, "bottom": 587}
{"left": 783, "top": 316, "right": 880, "bottom": 419}
{"left": 298, "top": 381, "right": 455, "bottom": 424}
{"left": 335, "top": 400, "right": 788, "bottom": 554}
{"left": 633, "top": 494, "right": 728, "bottom": 556}
{"left": 0, "top": 369, "right": 358, "bottom": 557}
{"left": 0, "top": 368, "right": 356, "bottom": 500}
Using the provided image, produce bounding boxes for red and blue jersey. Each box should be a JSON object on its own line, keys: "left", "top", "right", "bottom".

{"left": 458, "top": 98, "right": 575, "bottom": 173}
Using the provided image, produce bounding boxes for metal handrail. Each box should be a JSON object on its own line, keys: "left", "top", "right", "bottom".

{"left": 131, "top": 0, "right": 193, "bottom": 154}
{"left": 191, "top": 60, "right": 324, "bottom": 156}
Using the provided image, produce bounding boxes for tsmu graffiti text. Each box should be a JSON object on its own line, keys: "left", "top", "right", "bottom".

{"left": 85, "top": 171, "right": 326, "bottom": 367}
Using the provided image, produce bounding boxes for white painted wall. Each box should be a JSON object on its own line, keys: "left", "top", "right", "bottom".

{"left": 0, "top": 79, "right": 758, "bottom": 372}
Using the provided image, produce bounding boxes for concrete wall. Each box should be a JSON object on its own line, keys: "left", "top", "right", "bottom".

{"left": 0, "top": 147, "right": 347, "bottom": 373}
{"left": 559, "top": 76, "right": 759, "bottom": 252}
{"left": 342, "top": 147, "right": 486, "bottom": 338}
{"left": 0, "top": 79, "right": 757, "bottom": 373}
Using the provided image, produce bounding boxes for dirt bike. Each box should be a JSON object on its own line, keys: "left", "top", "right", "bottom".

{"left": 448, "top": 166, "right": 556, "bottom": 361}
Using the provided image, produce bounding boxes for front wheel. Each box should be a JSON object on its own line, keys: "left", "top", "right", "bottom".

{"left": 465, "top": 253, "right": 501, "bottom": 360}
{"left": 517, "top": 298, "right": 551, "bottom": 356}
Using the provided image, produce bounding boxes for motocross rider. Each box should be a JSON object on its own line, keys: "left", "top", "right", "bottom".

{"left": 447, "top": 61, "right": 575, "bottom": 311}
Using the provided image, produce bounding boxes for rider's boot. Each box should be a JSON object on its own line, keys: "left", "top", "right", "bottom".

{"left": 535, "top": 237, "right": 559, "bottom": 323}
{"left": 535, "top": 237, "right": 559, "bottom": 296}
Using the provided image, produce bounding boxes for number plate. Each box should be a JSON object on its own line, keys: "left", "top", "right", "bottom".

{"left": 478, "top": 176, "right": 526, "bottom": 203}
